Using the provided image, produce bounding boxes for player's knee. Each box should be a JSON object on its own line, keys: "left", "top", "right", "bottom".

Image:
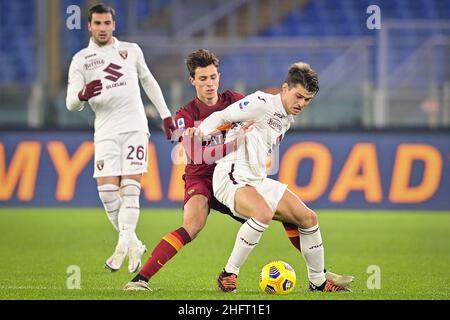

{"left": 193, "top": 197, "right": 209, "bottom": 213}
{"left": 98, "top": 184, "right": 120, "bottom": 204}
{"left": 301, "top": 209, "right": 318, "bottom": 228}
{"left": 253, "top": 206, "right": 274, "bottom": 225}
{"left": 236, "top": 200, "right": 273, "bottom": 224}
{"left": 120, "top": 179, "right": 141, "bottom": 207}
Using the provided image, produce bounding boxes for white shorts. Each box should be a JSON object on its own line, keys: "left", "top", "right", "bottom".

{"left": 212, "top": 163, "right": 288, "bottom": 220}
{"left": 93, "top": 131, "right": 150, "bottom": 178}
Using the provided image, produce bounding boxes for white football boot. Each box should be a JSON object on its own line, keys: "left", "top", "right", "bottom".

{"left": 105, "top": 244, "right": 128, "bottom": 272}
{"left": 325, "top": 270, "right": 354, "bottom": 288}
{"left": 123, "top": 280, "right": 152, "bottom": 291}
{"left": 127, "top": 241, "right": 147, "bottom": 273}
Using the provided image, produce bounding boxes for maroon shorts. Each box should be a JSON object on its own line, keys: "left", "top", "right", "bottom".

{"left": 183, "top": 174, "right": 245, "bottom": 223}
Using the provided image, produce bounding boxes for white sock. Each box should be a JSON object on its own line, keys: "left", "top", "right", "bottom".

{"left": 118, "top": 179, "right": 141, "bottom": 248}
{"left": 224, "top": 218, "right": 269, "bottom": 275}
{"left": 98, "top": 184, "right": 121, "bottom": 232}
{"left": 299, "top": 224, "right": 326, "bottom": 286}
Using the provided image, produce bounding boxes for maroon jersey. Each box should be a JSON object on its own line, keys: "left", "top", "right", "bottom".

{"left": 175, "top": 90, "right": 244, "bottom": 177}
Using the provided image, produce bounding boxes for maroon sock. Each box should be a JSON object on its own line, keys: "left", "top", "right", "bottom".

{"left": 283, "top": 223, "right": 301, "bottom": 252}
{"left": 139, "top": 227, "right": 191, "bottom": 280}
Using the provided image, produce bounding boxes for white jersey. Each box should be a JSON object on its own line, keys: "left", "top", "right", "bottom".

{"left": 198, "top": 91, "right": 293, "bottom": 180}
{"left": 66, "top": 37, "right": 171, "bottom": 139}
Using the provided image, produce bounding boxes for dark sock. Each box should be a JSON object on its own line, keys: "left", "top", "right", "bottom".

{"left": 132, "top": 273, "right": 149, "bottom": 282}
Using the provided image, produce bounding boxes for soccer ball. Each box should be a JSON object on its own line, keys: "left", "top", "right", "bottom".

{"left": 259, "top": 261, "right": 296, "bottom": 295}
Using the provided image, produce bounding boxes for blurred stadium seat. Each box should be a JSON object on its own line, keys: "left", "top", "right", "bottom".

{"left": 262, "top": 0, "right": 450, "bottom": 38}
{"left": 0, "top": 0, "right": 36, "bottom": 84}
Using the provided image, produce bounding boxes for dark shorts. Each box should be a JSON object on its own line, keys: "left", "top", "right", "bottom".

{"left": 183, "top": 174, "right": 245, "bottom": 223}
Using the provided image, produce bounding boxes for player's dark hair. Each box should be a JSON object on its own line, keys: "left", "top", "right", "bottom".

{"left": 186, "top": 49, "right": 220, "bottom": 78}
{"left": 88, "top": 3, "right": 116, "bottom": 22}
{"left": 285, "top": 62, "right": 319, "bottom": 95}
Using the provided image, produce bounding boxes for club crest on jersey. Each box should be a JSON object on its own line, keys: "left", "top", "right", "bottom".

{"left": 177, "top": 118, "right": 185, "bottom": 129}
{"left": 96, "top": 160, "right": 104, "bottom": 171}
{"left": 239, "top": 101, "right": 250, "bottom": 109}
{"left": 119, "top": 50, "right": 128, "bottom": 60}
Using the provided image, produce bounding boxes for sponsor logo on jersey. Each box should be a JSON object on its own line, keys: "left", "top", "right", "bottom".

{"left": 267, "top": 118, "right": 282, "bottom": 132}
{"left": 119, "top": 50, "right": 128, "bottom": 60}
{"left": 239, "top": 101, "right": 250, "bottom": 109}
{"left": 274, "top": 112, "right": 285, "bottom": 119}
{"left": 96, "top": 160, "right": 104, "bottom": 171}
{"left": 84, "top": 53, "right": 97, "bottom": 59}
{"left": 177, "top": 118, "right": 185, "bottom": 129}
{"left": 84, "top": 58, "right": 105, "bottom": 70}
{"left": 257, "top": 96, "right": 266, "bottom": 103}
{"left": 106, "top": 81, "right": 127, "bottom": 90}
{"left": 103, "top": 63, "right": 123, "bottom": 82}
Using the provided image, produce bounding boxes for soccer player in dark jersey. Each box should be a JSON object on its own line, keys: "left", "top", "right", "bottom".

{"left": 124, "top": 49, "right": 301, "bottom": 291}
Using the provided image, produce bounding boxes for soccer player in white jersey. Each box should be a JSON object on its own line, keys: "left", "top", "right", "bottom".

{"left": 194, "top": 62, "right": 353, "bottom": 292}
{"left": 66, "top": 4, "right": 176, "bottom": 273}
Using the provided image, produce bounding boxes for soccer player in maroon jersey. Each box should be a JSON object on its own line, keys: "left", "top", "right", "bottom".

{"left": 124, "top": 49, "right": 301, "bottom": 291}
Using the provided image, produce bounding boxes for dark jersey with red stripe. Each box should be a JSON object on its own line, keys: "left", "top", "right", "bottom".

{"left": 175, "top": 90, "right": 244, "bottom": 177}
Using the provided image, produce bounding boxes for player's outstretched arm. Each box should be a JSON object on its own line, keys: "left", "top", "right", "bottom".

{"left": 198, "top": 93, "right": 261, "bottom": 136}
{"left": 135, "top": 44, "right": 172, "bottom": 118}
{"left": 180, "top": 121, "right": 254, "bottom": 165}
{"left": 135, "top": 44, "right": 175, "bottom": 139}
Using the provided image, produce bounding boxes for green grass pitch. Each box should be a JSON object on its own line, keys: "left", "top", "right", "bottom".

{"left": 0, "top": 208, "right": 449, "bottom": 300}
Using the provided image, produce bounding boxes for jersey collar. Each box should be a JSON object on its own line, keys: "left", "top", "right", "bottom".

{"left": 274, "top": 93, "right": 294, "bottom": 124}
{"left": 195, "top": 93, "right": 221, "bottom": 109}
{"left": 274, "top": 93, "right": 288, "bottom": 117}
{"left": 88, "top": 37, "right": 120, "bottom": 49}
